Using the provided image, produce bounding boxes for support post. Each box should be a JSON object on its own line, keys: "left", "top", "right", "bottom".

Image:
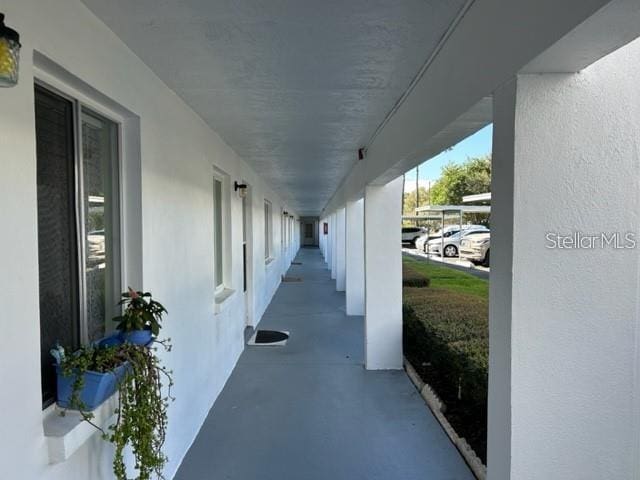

{"left": 364, "top": 177, "right": 404, "bottom": 370}
{"left": 489, "top": 41, "right": 640, "bottom": 479}
{"left": 335, "top": 207, "right": 346, "bottom": 291}
{"left": 346, "top": 199, "right": 365, "bottom": 315}
{"left": 326, "top": 215, "right": 333, "bottom": 270}
{"left": 330, "top": 213, "right": 337, "bottom": 279}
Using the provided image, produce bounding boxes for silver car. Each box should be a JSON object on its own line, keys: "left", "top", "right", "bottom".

{"left": 427, "top": 227, "right": 489, "bottom": 257}
{"left": 460, "top": 231, "right": 490, "bottom": 266}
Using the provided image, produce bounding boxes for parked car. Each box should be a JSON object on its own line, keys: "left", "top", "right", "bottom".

{"left": 414, "top": 234, "right": 430, "bottom": 252}
{"left": 427, "top": 227, "right": 489, "bottom": 257}
{"left": 402, "top": 227, "right": 427, "bottom": 246}
{"left": 460, "top": 231, "right": 490, "bottom": 266}
{"left": 416, "top": 224, "right": 487, "bottom": 253}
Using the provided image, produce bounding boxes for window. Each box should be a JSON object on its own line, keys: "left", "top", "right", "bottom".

{"left": 35, "top": 84, "right": 121, "bottom": 407}
{"left": 213, "top": 176, "right": 223, "bottom": 292}
{"left": 290, "top": 217, "right": 294, "bottom": 248}
{"left": 264, "top": 200, "right": 273, "bottom": 261}
{"left": 284, "top": 213, "right": 289, "bottom": 251}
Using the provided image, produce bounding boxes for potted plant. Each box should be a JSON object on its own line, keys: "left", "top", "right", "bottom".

{"left": 53, "top": 343, "right": 129, "bottom": 411}
{"left": 52, "top": 292, "right": 174, "bottom": 480}
{"left": 114, "top": 287, "right": 167, "bottom": 345}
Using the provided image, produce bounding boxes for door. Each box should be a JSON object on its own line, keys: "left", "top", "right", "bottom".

{"left": 303, "top": 222, "right": 315, "bottom": 246}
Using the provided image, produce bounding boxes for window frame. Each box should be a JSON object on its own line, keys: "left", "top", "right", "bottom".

{"left": 264, "top": 200, "right": 273, "bottom": 262}
{"left": 284, "top": 211, "right": 289, "bottom": 252}
{"left": 34, "top": 80, "right": 125, "bottom": 407}
{"left": 212, "top": 169, "right": 230, "bottom": 295}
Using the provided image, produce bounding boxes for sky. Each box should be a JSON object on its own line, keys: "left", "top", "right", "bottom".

{"left": 404, "top": 123, "right": 493, "bottom": 192}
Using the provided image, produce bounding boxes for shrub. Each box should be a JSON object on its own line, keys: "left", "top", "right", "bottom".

{"left": 402, "top": 265, "right": 430, "bottom": 288}
{"left": 403, "top": 286, "right": 488, "bottom": 462}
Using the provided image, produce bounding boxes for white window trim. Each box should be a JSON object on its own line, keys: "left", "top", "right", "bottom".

{"left": 212, "top": 167, "right": 233, "bottom": 302}
{"left": 44, "top": 394, "right": 119, "bottom": 464}
{"left": 213, "top": 172, "right": 225, "bottom": 296}
{"left": 264, "top": 199, "right": 274, "bottom": 263}
{"left": 34, "top": 78, "right": 126, "bottom": 347}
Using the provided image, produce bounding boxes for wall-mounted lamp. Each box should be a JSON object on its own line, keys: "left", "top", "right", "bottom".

{"left": 234, "top": 181, "right": 248, "bottom": 198}
{"left": 0, "top": 14, "right": 21, "bottom": 88}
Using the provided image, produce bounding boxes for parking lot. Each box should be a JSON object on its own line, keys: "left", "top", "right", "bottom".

{"left": 401, "top": 246, "right": 490, "bottom": 279}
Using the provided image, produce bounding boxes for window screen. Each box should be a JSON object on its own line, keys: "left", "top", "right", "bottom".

{"left": 264, "top": 201, "right": 272, "bottom": 260}
{"left": 35, "top": 85, "right": 80, "bottom": 407}
{"left": 213, "top": 178, "right": 223, "bottom": 289}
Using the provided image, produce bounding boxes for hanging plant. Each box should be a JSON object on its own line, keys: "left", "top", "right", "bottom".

{"left": 54, "top": 290, "right": 173, "bottom": 480}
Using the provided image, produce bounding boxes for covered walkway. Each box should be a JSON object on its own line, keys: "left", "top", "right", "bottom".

{"left": 175, "top": 248, "right": 473, "bottom": 480}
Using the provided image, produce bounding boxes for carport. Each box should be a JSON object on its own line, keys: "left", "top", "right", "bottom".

{"left": 412, "top": 205, "right": 491, "bottom": 260}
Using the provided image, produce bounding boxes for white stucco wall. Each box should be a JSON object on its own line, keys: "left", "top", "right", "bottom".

{"left": 345, "top": 199, "right": 365, "bottom": 316}
{"left": 363, "top": 178, "right": 404, "bottom": 370}
{"left": 335, "top": 207, "right": 346, "bottom": 292}
{"left": 489, "top": 38, "right": 640, "bottom": 479}
{"left": 0, "top": 1, "right": 297, "bottom": 478}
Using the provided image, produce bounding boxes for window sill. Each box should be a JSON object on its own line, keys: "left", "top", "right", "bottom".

{"left": 214, "top": 288, "right": 236, "bottom": 315}
{"left": 43, "top": 394, "right": 118, "bottom": 464}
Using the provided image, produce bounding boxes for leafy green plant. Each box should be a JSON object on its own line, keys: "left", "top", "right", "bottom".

{"left": 114, "top": 288, "right": 167, "bottom": 336}
{"left": 60, "top": 341, "right": 174, "bottom": 480}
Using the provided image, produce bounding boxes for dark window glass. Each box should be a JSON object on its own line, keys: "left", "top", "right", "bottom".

{"left": 35, "top": 85, "right": 80, "bottom": 407}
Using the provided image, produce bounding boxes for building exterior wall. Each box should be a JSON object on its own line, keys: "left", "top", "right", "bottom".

{"left": 0, "top": 1, "right": 298, "bottom": 478}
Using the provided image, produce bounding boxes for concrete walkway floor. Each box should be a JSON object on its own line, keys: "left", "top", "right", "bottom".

{"left": 175, "top": 247, "right": 473, "bottom": 480}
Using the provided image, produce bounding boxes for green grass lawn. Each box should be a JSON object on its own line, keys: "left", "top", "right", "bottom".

{"left": 402, "top": 256, "right": 488, "bottom": 299}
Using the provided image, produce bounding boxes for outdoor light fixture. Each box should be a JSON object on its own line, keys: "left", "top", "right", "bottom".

{"left": 283, "top": 211, "right": 289, "bottom": 216}
{"left": 0, "top": 13, "right": 21, "bottom": 88}
{"left": 234, "top": 181, "right": 248, "bottom": 198}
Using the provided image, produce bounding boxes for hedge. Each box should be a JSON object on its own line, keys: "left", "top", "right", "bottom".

{"left": 403, "top": 286, "right": 488, "bottom": 462}
{"left": 402, "top": 264, "right": 431, "bottom": 288}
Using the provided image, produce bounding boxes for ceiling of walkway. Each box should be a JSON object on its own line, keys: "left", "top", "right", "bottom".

{"left": 82, "top": 0, "right": 468, "bottom": 215}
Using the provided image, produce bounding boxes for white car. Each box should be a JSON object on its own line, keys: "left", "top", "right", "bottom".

{"left": 427, "top": 227, "right": 489, "bottom": 257}
{"left": 401, "top": 227, "right": 428, "bottom": 246}
{"left": 416, "top": 225, "right": 486, "bottom": 253}
{"left": 460, "top": 231, "right": 490, "bottom": 266}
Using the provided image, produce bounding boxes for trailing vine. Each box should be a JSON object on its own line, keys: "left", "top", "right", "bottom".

{"left": 59, "top": 339, "right": 174, "bottom": 480}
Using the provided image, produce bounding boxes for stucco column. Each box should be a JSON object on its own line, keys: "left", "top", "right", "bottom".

{"left": 335, "top": 207, "right": 346, "bottom": 291}
{"left": 346, "top": 198, "right": 365, "bottom": 315}
{"left": 364, "top": 177, "right": 403, "bottom": 370}
{"left": 331, "top": 212, "right": 337, "bottom": 280}
{"left": 489, "top": 42, "right": 640, "bottom": 480}
{"left": 320, "top": 218, "right": 326, "bottom": 260}
{"left": 325, "top": 215, "right": 333, "bottom": 270}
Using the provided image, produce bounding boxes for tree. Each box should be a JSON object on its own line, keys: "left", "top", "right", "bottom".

{"left": 429, "top": 156, "right": 491, "bottom": 205}
{"left": 403, "top": 186, "right": 430, "bottom": 215}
